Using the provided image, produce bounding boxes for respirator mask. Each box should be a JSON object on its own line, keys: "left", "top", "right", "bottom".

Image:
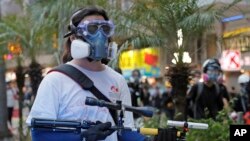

{"left": 70, "top": 20, "right": 117, "bottom": 61}
{"left": 202, "top": 67, "right": 220, "bottom": 82}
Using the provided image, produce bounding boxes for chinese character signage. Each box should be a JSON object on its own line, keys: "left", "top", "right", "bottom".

{"left": 220, "top": 50, "right": 241, "bottom": 71}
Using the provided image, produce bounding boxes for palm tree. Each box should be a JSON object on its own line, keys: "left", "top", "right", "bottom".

{"left": 0, "top": 11, "right": 57, "bottom": 141}
{"left": 112, "top": 0, "right": 242, "bottom": 120}
{"left": 0, "top": 43, "right": 11, "bottom": 139}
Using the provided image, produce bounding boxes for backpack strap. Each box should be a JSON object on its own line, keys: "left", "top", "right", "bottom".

{"left": 48, "top": 64, "right": 117, "bottom": 124}
{"left": 214, "top": 83, "right": 220, "bottom": 96}
{"left": 196, "top": 82, "right": 203, "bottom": 103}
{"left": 192, "top": 82, "right": 204, "bottom": 118}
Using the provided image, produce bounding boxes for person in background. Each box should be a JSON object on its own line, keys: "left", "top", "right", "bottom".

{"left": 229, "top": 86, "right": 237, "bottom": 99}
{"left": 141, "top": 85, "right": 151, "bottom": 106}
{"left": 127, "top": 69, "right": 145, "bottom": 119}
{"left": 6, "top": 81, "right": 18, "bottom": 126}
{"left": 190, "top": 70, "right": 202, "bottom": 86}
{"left": 151, "top": 86, "right": 162, "bottom": 114}
{"left": 232, "top": 74, "right": 250, "bottom": 113}
{"left": 162, "top": 81, "right": 175, "bottom": 120}
{"left": 243, "top": 105, "right": 250, "bottom": 125}
{"left": 23, "top": 85, "right": 33, "bottom": 109}
{"left": 128, "top": 69, "right": 143, "bottom": 108}
{"left": 186, "top": 58, "right": 224, "bottom": 120}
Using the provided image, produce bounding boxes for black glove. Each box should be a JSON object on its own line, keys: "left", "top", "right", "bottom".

{"left": 83, "top": 121, "right": 115, "bottom": 141}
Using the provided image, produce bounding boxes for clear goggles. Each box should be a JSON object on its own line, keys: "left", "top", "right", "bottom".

{"left": 77, "top": 20, "right": 115, "bottom": 37}
{"left": 206, "top": 67, "right": 220, "bottom": 75}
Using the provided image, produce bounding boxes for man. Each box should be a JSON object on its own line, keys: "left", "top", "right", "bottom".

{"left": 186, "top": 58, "right": 224, "bottom": 119}
{"left": 233, "top": 74, "right": 250, "bottom": 113}
{"left": 128, "top": 69, "right": 143, "bottom": 107}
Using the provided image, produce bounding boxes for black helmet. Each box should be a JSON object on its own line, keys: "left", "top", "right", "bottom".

{"left": 202, "top": 58, "right": 221, "bottom": 73}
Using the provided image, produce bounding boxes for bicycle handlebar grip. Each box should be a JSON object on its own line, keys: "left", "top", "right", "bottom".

{"left": 139, "top": 128, "right": 158, "bottom": 135}
{"left": 125, "top": 106, "right": 154, "bottom": 117}
{"left": 167, "top": 120, "right": 208, "bottom": 129}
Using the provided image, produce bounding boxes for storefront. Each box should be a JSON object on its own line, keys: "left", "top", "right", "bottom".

{"left": 221, "top": 27, "right": 250, "bottom": 92}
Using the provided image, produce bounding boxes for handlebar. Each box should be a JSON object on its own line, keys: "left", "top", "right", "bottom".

{"left": 31, "top": 118, "right": 208, "bottom": 135}
{"left": 167, "top": 120, "right": 208, "bottom": 130}
{"left": 31, "top": 118, "right": 157, "bottom": 134}
{"left": 31, "top": 97, "right": 210, "bottom": 141}
{"left": 84, "top": 96, "right": 209, "bottom": 141}
{"left": 85, "top": 97, "right": 153, "bottom": 117}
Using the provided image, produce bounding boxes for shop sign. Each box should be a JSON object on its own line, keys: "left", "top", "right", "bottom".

{"left": 220, "top": 50, "right": 241, "bottom": 71}
{"left": 119, "top": 47, "right": 160, "bottom": 78}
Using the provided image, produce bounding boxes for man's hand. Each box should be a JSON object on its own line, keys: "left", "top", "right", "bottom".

{"left": 83, "top": 121, "right": 115, "bottom": 141}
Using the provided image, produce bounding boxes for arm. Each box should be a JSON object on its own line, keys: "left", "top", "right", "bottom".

{"left": 26, "top": 73, "right": 60, "bottom": 125}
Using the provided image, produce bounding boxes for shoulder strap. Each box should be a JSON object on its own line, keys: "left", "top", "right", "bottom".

{"left": 196, "top": 82, "right": 203, "bottom": 102}
{"left": 48, "top": 64, "right": 117, "bottom": 124}
{"left": 214, "top": 83, "right": 220, "bottom": 96}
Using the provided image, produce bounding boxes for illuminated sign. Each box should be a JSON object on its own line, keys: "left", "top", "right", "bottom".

{"left": 220, "top": 50, "right": 241, "bottom": 71}
{"left": 119, "top": 47, "right": 160, "bottom": 78}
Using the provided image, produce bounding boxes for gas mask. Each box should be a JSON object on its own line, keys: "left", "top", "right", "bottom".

{"left": 202, "top": 68, "right": 220, "bottom": 83}
{"left": 71, "top": 20, "right": 116, "bottom": 61}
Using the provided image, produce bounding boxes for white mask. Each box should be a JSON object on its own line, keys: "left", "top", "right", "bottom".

{"left": 71, "top": 39, "right": 90, "bottom": 59}
{"left": 71, "top": 39, "right": 117, "bottom": 60}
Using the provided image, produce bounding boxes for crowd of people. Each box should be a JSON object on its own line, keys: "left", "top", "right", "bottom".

{"left": 127, "top": 69, "right": 175, "bottom": 120}
{"left": 126, "top": 58, "right": 250, "bottom": 126}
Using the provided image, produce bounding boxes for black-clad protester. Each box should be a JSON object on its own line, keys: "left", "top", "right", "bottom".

{"left": 186, "top": 58, "right": 224, "bottom": 120}
{"left": 162, "top": 82, "right": 175, "bottom": 120}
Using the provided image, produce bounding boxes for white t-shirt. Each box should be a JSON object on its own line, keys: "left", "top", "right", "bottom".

{"left": 7, "top": 88, "right": 16, "bottom": 107}
{"left": 26, "top": 62, "right": 134, "bottom": 141}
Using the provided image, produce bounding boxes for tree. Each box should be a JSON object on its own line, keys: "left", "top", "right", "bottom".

{"left": 0, "top": 9, "right": 56, "bottom": 141}
{"left": 0, "top": 6, "right": 13, "bottom": 139}
{"left": 0, "top": 45, "right": 11, "bottom": 139}
{"left": 112, "top": 0, "right": 242, "bottom": 120}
